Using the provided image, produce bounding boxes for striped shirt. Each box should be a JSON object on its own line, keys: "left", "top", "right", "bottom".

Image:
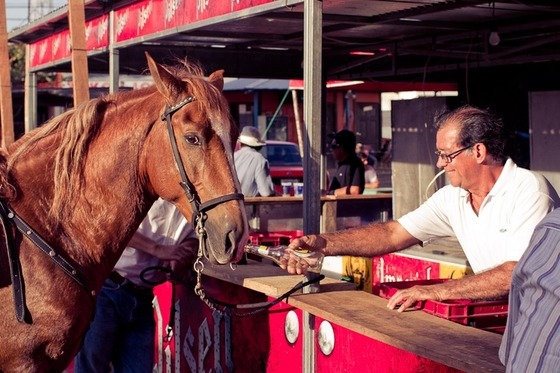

{"left": 499, "top": 209, "right": 560, "bottom": 372}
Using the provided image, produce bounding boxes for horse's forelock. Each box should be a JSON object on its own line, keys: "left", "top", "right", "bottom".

{"left": 163, "top": 61, "right": 238, "bottom": 185}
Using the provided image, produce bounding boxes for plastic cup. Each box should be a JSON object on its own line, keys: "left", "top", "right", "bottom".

{"left": 281, "top": 181, "right": 292, "bottom": 196}
{"left": 293, "top": 182, "right": 304, "bottom": 197}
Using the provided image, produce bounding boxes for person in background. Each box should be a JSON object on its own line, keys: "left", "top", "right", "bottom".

{"left": 327, "top": 129, "right": 365, "bottom": 196}
{"left": 286, "top": 105, "right": 560, "bottom": 311}
{"left": 357, "top": 150, "right": 380, "bottom": 190}
{"left": 74, "top": 198, "right": 198, "bottom": 373}
{"left": 499, "top": 208, "right": 560, "bottom": 372}
{"left": 356, "top": 142, "right": 378, "bottom": 168}
{"left": 234, "top": 126, "right": 276, "bottom": 197}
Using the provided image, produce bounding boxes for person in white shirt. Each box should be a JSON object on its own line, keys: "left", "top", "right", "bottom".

{"left": 286, "top": 105, "right": 560, "bottom": 312}
{"left": 234, "top": 126, "right": 275, "bottom": 197}
{"left": 74, "top": 198, "right": 198, "bottom": 373}
{"left": 357, "top": 150, "right": 379, "bottom": 190}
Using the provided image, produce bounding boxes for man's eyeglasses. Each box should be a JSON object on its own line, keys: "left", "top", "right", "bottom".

{"left": 330, "top": 143, "right": 342, "bottom": 149}
{"left": 434, "top": 146, "right": 472, "bottom": 163}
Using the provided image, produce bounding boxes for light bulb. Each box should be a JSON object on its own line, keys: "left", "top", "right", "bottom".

{"left": 489, "top": 31, "right": 500, "bottom": 46}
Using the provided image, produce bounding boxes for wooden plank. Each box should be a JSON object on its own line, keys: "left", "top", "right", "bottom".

{"left": 244, "top": 194, "right": 392, "bottom": 204}
{"left": 68, "top": 0, "right": 90, "bottom": 107}
{"left": 0, "top": 0, "right": 14, "bottom": 147}
{"left": 287, "top": 290, "right": 505, "bottom": 373}
{"left": 202, "top": 259, "right": 505, "bottom": 373}
{"left": 321, "top": 198, "right": 337, "bottom": 233}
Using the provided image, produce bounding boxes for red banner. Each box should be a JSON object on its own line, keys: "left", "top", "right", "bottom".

{"left": 29, "top": 16, "right": 109, "bottom": 68}
{"left": 30, "top": 0, "right": 278, "bottom": 68}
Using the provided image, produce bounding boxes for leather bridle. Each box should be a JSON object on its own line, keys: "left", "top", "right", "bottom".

{"left": 160, "top": 96, "right": 244, "bottom": 258}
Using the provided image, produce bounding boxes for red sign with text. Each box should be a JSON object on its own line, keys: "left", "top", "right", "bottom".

{"left": 30, "top": 0, "right": 278, "bottom": 68}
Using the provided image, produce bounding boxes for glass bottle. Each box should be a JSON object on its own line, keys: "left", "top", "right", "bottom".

{"left": 244, "top": 243, "right": 324, "bottom": 273}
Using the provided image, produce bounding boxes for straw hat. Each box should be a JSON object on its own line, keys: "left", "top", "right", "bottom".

{"left": 238, "top": 126, "right": 266, "bottom": 147}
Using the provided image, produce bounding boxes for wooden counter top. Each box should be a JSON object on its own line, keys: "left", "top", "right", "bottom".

{"left": 244, "top": 193, "right": 392, "bottom": 204}
{"left": 203, "top": 260, "right": 505, "bottom": 373}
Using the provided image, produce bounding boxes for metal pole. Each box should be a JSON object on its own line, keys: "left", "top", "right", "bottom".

{"left": 109, "top": 10, "right": 119, "bottom": 95}
{"left": 24, "top": 44, "right": 37, "bottom": 133}
{"left": 0, "top": 0, "right": 14, "bottom": 146}
{"left": 303, "top": 0, "right": 322, "bottom": 371}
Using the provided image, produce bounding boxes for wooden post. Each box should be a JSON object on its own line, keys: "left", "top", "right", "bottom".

{"left": 291, "top": 89, "right": 304, "bottom": 157}
{"left": 0, "top": 0, "right": 14, "bottom": 147}
{"left": 68, "top": 0, "right": 90, "bottom": 107}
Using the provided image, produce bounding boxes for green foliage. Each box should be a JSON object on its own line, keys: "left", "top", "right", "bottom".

{"left": 9, "top": 43, "right": 24, "bottom": 86}
{"left": 9, "top": 43, "right": 59, "bottom": 87}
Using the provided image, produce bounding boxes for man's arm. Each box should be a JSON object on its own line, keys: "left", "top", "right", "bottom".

{"left": 285, "top": 220, "right": 421, "bottom": 274}
{"left": 128, "top": 232, "right": 198, "bottom": 281}
{"left": 255, "top": 161, "right": 276, "bottom": 197}
{"left": 127, "top": 232, "right": 197, "bottom": 262}
{"left": 331, "top": 185, "right": 361, "bottom": 196}
{"left": 386, "top": 261, "right": 516, "bottom": 312}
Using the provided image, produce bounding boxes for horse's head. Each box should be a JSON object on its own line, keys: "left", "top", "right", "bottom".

{"left": 143, "top": 52, "right": 248, "bottom": 265}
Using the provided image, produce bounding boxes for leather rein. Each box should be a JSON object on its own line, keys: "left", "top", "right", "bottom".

{"left": 0, "top": 200, "right": 94, "bottom": 323}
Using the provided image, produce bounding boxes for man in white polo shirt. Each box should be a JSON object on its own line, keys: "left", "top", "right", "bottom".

{"left": 286, "top": 105, "right": 560, "bottom": 311}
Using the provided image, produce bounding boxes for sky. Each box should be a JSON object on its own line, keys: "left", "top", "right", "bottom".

{"left": 6, "top": 1, "right": 67, "bottom": 32}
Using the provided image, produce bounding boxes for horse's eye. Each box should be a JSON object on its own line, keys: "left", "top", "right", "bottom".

{"left": 184, "top": 134, "right": 200, "bottom": 145}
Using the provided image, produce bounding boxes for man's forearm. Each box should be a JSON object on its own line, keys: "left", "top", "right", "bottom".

{"left": 127, "top": 232, "right": 159, "bottom": 256}
{"left": 322, "top": 221, "right": 420, "bottom": 258}
{"left": 435, "top": 261, "right": 516, "bottom": 300}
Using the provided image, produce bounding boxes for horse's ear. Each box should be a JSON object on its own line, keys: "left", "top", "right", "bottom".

{"left": 145, "top": 52, "right": 182, "bottom": 103}
{"left": 208, "top": 70, "right": 224, "bottom": 92}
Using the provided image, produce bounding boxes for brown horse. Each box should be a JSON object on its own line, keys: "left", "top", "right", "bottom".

{"left": 0, "top": 52, "right": 248, "bottom": 372}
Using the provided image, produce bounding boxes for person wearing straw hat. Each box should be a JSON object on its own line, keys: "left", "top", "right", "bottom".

{"left": 234, "top": 126, "right": 276, "bottom": 197}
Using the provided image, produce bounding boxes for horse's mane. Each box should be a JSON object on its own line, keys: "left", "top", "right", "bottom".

{"left": 5, "top": 98, "right": 111, "bottom": 220}
{"left": 2, "top": 57, "right": 232, "bottom": 223}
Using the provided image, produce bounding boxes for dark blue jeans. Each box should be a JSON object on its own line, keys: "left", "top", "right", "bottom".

{"left": 74, "top": 277, "right": 155, "bottom": 373}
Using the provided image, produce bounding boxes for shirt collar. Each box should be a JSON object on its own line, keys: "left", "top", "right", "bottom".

{"left": 458, "top": 157, "right": 514, "bottom": 200}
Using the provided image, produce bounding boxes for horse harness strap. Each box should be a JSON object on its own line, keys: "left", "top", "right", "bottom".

{"left": 162, "top": 96, "right": 245, "bottom": 310}
{"left": 0, "top": 201, "right": 26, "bottom": 322}
{"left": 0, "top": 200, "right": 94, "bottom": 323}
{"left": 161, "top": 96, "right": 244, "bottom": 235}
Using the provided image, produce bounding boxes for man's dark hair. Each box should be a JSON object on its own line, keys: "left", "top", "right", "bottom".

{"left": 434, "top": 105, "right": 508, "bottom": 164}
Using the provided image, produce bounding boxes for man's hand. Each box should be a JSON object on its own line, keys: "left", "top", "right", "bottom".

{"left": 386, "top": 284, "right": 444, "bottom": 312}
{"left": 162, "top": 238, "right": 198, "bottom": 282}
{"left": 284, "top": 235, "right": 326, "bottom": 275}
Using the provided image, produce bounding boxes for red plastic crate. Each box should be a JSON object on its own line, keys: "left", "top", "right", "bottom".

{"left": 248, "top": 230, "right": 303, "bottom": 246}
{"left": 379, "top": 279, "right": 507, "bottom": 334}
{"left": 248, "top": 232, "right": 291, "bottom": 246}
{"left": 269, "top": 230, "right": 304, "bottom": 241}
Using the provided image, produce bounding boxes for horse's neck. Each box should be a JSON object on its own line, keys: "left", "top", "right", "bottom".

{"left": 9, "top": 122, "right": 157, "bottom": 289}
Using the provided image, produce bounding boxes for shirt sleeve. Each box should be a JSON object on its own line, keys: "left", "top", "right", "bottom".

{"left": 500, "top": 221, "right": 560, "bottom": 372}
{"left": 500, "top": 189, "right": 556, "bottom": 262}
{"left": 255, "top": 159, "right": 275, "bottom": 196}
{"left": 398, "top": 187, "right": 455, "bottom": 243}
{"left": 365, "top": 167, "right": 378, "bottom": 183}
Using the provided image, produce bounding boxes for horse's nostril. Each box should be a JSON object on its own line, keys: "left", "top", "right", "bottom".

{"left": 226, "top": 230, "right": 236, "bottom": 254}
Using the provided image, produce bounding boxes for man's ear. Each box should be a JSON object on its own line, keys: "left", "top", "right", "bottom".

{"left": 473, "top": 143, "right": 487, "bottom": 162}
